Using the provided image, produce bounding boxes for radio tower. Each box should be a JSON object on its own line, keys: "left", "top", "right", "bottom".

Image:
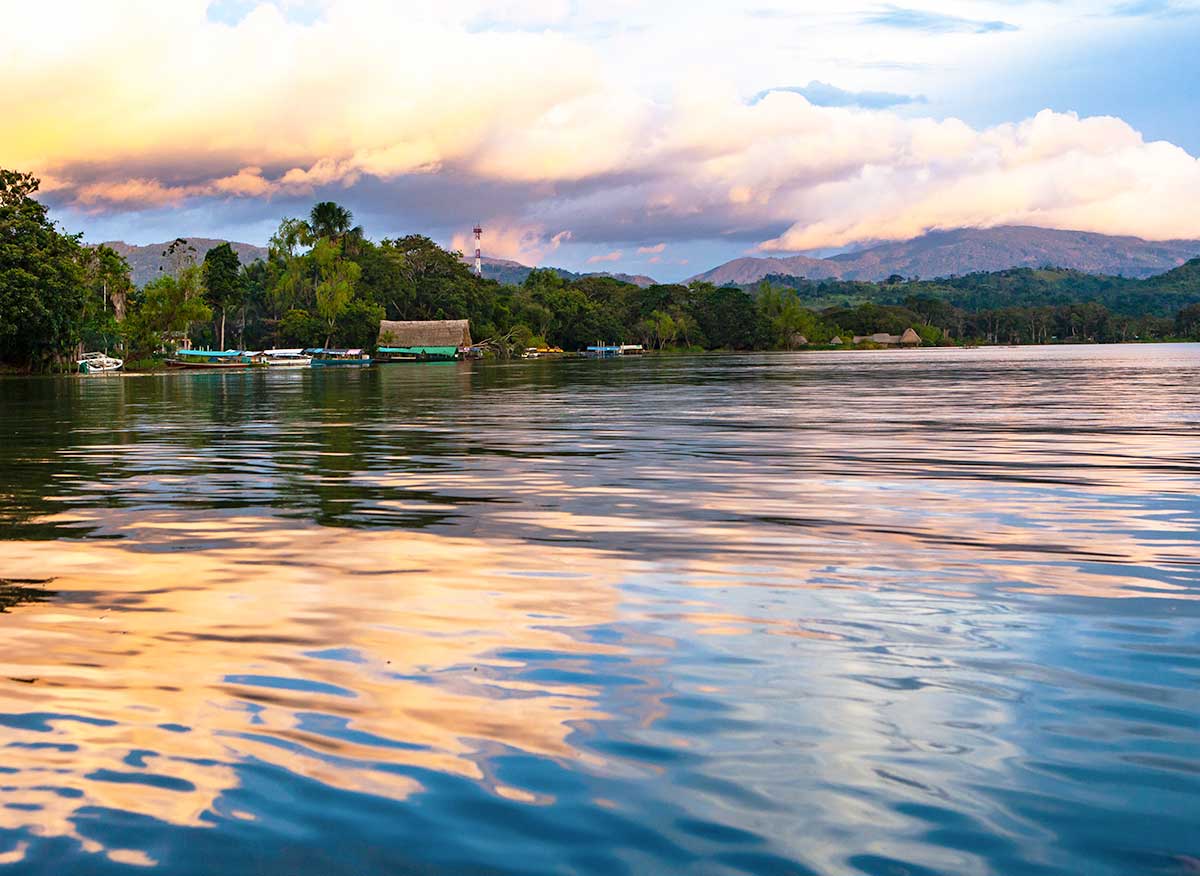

{"left": 473, "top": 224, "right": 483, "bottom": 278}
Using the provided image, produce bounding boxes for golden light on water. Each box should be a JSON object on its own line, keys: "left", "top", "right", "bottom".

{"left": 0, "top": 515, "right": 631, "bottom": 862}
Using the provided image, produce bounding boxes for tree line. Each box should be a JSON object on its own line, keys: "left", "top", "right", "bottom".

{"left": 4, "top": 166, "right": 1200, "bottom": 372}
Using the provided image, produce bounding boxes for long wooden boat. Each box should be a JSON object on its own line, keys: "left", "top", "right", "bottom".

{"left": 309, "top": 348, "right": 372, "bottom": 367}
{"left": 165, "top": 349, "right": 266, "bottom": 369}
{"left": 261, "top": 348, "right": 312, "bottom": 368}
{"left": 375, "top": 344, "right": 458, "bottom": 363}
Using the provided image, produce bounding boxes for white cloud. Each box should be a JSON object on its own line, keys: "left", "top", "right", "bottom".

{"left": 4, "top": 0, "right": 1199, "bottom": 256}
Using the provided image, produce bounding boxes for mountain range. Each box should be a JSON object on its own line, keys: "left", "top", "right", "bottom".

{"left": 474, "top": 256, "right": 656, "bottom": 288}
{"left": 99, "top": 226, "right": 1200, "bottom": 290}
{"left": 100, "top": 239, "right": 269, "bottom": 287}
{"left": 686, "top": 227, "right": 1200, "bottom": 286}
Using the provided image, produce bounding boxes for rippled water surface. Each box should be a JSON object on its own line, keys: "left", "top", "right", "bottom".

{"left": 1, "top": 346, "right": 1198, "bottom": 875}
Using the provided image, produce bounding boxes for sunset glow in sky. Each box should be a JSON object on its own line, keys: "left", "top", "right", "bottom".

{"left": 5, "top": 0, "right": 1200, "bottom": 279}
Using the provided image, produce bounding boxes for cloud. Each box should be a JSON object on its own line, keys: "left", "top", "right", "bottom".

{"left": 450, "top": 223, "right": 555, "bottom": 265}
{"left": 752, "top": 81, "right": 926, "bottom": 109}
{"left": 864, "top": 5, "right": 1018, "bottom": 33}
{"left": 586, "top": 250, "right": 622, "bottom": 264}
{"left": 1110, "top": 0, "right": 1199, "bottom": 16}
{"left": 5, "top": 0, "right": 1200, "bottom": 268}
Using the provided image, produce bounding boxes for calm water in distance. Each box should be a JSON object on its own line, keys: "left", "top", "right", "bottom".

{"left": 0, "top": 345, "right": 1198, "bottom": 876}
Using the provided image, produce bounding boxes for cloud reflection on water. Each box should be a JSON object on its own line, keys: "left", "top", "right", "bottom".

{"left": 0, "top": 347, "right": 1197, "bottom": 874}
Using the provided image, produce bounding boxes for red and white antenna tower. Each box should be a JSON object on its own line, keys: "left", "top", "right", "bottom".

{"left": 473, "top": 224, "right": 483, "bottom": 278}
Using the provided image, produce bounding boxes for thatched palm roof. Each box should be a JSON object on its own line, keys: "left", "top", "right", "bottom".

{"left": 378, "top": 320, "right": 472, "bottom": 347}
{"left": 900, "top": 327, "right": 922, "bottom": 345}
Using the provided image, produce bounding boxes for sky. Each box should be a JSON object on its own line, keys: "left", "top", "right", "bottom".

{"left": 4, "top": 0, "right": 1200, "bottom": 281}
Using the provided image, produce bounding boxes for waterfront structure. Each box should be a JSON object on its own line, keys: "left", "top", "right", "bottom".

{"left": 376, "top": 320, "right": 473, "bottom": 362}
{"left": 851, "top": 328, "right": 923, "bottom": 347}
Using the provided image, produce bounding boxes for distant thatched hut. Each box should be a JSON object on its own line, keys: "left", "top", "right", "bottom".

{"left": 850, "top": 328, "right": 924, "bottom": 347}
{"left": 853, "top": 332, "right": 901, "bottom": 346}
{"left": 377, "top": 320, "right": 472, "bottom": 361}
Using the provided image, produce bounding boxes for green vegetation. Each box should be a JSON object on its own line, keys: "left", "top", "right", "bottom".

{"left": 3, "top": 164, "right": 1200, "bottom": 372}
{"left": 0, "top": 170, "right": 86, "bottom": 370}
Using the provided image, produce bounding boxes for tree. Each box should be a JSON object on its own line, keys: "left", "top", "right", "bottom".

{"left": 312, "top": 239, "right": 361, "bottom": 346}
{"left": 696, "top": 286, "right": 767, "bottom": 349}
{"left": 203, "top": 243, "right": 244, "bottom": 349}
{"left": 309, "top": 201, "right": 354, "bottom": 241}
{"left": 123, "top": 266, "right": 212, "bottom": 358}
{"left": 270, "top": 217, "right": 312, "bottom": 259}
{"left": 1176, "top": 303, "right": 1200, "bottom": 339}
{"left": 161, "top": 238, "right": 197, "bottom": 277}
{"left": 0, "top": 169, "right": 87, "bottom": 370}
{"left": 80, "top": 244, "right": 133, "bottom": 352}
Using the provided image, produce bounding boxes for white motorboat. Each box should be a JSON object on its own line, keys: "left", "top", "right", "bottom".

{"left": 77, "top": 352, "right": 123, "bottom": 374}
{"left": 261, "top": 348, "right": 313, "bottom": 368}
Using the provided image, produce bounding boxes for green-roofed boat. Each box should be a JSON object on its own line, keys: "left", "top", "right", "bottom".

{"left": 375, "top": 345, "right": 460, "bottom": 362}
{"left": 375, "top": 319, "right": 472, "bottom": 362}
{"left": 308, "top": 348, "right": 372, "bottom": 367}
{"left": 165, "top": 349, "right": 267, "bottom": 369}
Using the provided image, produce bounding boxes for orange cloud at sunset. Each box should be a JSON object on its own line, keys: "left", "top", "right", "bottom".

{"left": 4, "top": 0, "right": 1200, "bottom": 256}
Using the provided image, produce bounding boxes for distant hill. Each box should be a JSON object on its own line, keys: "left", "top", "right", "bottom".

{"left": 474, "top": 256, "right": 656, "bottom": 288}
{"left": 99, "top": 239, "right": 268, "bottom": 287}
{"left": 739, "top": 259, "right": 1200, "bottom": 318}
{"left": 688, "top": 227, "right": 1200, "bottom": 286}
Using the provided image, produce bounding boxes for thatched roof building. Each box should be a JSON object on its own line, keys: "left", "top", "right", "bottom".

{"left": 851, "top": 328, "right": 923, "bottom": 347}
{"left": 378, "top": 320, "right": 472, "bottom": 348}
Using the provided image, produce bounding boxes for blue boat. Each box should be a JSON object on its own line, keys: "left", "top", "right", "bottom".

{"left": 583, "top": 345, "right": 622, "bottom": 359}
{"left": 165, "top": 349, "right": 266, "bottom": 369}
{"left": 308, "top": 348, "right": 372, "bottom": 367}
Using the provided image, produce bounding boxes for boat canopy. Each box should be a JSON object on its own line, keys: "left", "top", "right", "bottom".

{"left": 176, "top": 349, "right": 244, "bottom": 358}
{"left": 377, "top": 346, "right": 458, "bottom": 355}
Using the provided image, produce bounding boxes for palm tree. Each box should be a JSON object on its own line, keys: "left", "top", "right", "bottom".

{"left": 309, "top": 202, "right": 353, "bottom": 241}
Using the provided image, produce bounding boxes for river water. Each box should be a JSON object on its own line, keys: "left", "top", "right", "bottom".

{"left": 0, "top": 345, "right": 1197, "bottom": 875}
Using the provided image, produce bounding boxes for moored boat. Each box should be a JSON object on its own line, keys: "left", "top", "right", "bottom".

{"left": 261, "top": 348, "right": 312, "bottom": 368}
{"left": 522, "top": 346, "right": 564, "bottom": 359}
{"left": 165, "top": 349, "right": 266, "bottom": 369}
{"left": 309, "top": 348, "right": 372, "bottom": 367}
{"left": 77, "top": 352, "right": 123, "bottom": 374}
{"left": 583, "top": 344, "right": 622, "bottom": 359}
{"left": 375, "top": 345, "right": 458, "bottom": 362}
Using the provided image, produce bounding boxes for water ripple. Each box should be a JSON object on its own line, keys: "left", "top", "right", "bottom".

{"left": 0, "top": 346, "right": 1198, "bottom": 874}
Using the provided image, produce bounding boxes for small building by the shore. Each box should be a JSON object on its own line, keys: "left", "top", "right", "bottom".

{"left": 377, "top": 319, "right": 472, "bottom": 361}
{"left": 851, "top": 328, "right": 923, "bottom": 347}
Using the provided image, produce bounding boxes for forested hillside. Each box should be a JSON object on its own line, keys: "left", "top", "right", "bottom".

{"left": 4, "top": 166, "right": 1200, "bottom": 371}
